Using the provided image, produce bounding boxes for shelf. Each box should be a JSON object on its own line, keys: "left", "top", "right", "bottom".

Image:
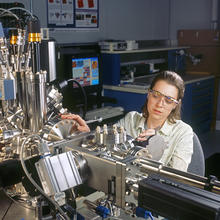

{"left": 101, "top": 46, "right": 190, "bottom": 54}
{"left": 120, "top": 58, "right": 166, "bottom": 67}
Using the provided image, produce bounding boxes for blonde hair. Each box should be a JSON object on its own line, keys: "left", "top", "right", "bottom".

{"left": 142, "top": 71, "right": 185, "bottom": 124}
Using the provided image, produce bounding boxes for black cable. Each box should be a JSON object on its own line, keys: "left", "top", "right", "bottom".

{"left": 52, "top": 78, "right": 88, "bottom": 118}
{"left": 8, "top": 7, "right": 34, "bottom": 19}
{"left": 66, "top": 79, "right": 88, "bottom": 119}
{"left": 20, "top": 135, "right": 70, "bottom": 220}
{"left": 0, "top": 8, "right": 19, "bottom": 20}
{"left": 1, "top": 197, "right": 13, "bottom": 220}
{"left": 3, "top": 189, "right": 35, "bottom": 210}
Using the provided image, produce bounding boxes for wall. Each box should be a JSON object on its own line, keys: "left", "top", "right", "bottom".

{"left": 0, "top": 0, "right": 218, "bottom": 44}
{"left": 102, "top": 0, "right": 170, "bottom": 41}
{"left": 1, "top": 0, "right": 220, "bottom": 119}
{"left": 38, "top": 0, "right": 170, "bottom": 43}
{"left": 169, "top": 0, "right": 214, "bottom": 45}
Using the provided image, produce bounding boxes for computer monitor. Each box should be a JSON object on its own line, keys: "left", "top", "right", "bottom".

{"left": 71, "top": 56, "right": 99, "bottom": 88}
{"left": 58, "top": 52, "right": 102, "bottom": 112}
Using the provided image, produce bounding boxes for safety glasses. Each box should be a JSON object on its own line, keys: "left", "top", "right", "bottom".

{"left": 148, "top": 88, "right": 179, "bottom": 105}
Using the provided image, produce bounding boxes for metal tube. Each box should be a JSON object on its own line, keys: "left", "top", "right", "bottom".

{"left": 140, "top": 163, "right": 220, "bottom": 194}
{"left": 16, "top": 71, "right": 27, "bottom": 112}
{"left": 211, "top": 0, "right": 219, "bottom": 30}
{"left": 25, "top": 71, "right": 47, "bottom": 132}
{"left": 48, "top": 41, "right": 56, "bottom": 82}
{"left": 30, "top": 42, "right": 41, "bottom": 74}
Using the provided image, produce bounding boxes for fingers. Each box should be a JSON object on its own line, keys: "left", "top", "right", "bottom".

{"left": 136, "top": 136, "right": 147, "bottom": 141}
{"left": 74, "top": 115, "right": 87, "bottom": 127}
{"left": 61, "top": 114, "right": 77, "bottom": 120}
{"left": 139, "top": 129, "right": 156, "bottom": 137}
{"left": 61, "top": 114, "right": 90, "bottom": 132}
{"left": 77, "top": 125, "right": 90, "bottom": 132}
{"left": 137, "top": 128, "right": 156, "bottom": 141}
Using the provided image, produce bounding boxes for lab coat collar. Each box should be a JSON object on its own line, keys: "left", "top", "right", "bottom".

{"left": 160, "top": 120, "right": 174, "bottom": 136}
{"left": 136, "top": 115, "right": 176, "bottom": 136}
{"left": 137, "top": 116, "right": 147, "bottom": 131}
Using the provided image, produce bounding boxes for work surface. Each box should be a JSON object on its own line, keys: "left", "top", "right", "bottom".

{"left": 0, "top": 190, "right": 35, "bottom": 220}
{"left": 132, "top": 73, "right": 214, "bottom": 85}
{"left": 103, "top": 73, "right": 214, "bottom": 94}
{"left": 0, "top": 189, "right": 147, "bottom": 220}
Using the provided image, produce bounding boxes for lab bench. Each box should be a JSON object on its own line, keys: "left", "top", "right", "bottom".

{"left": 103, "top": 74, "right": 215, "bottom": 134}
{"left": 101, "top": 46, "right": 189, "bottom": 86}
{"left": 182, "top": 75, "right": 215, "bottom": 134}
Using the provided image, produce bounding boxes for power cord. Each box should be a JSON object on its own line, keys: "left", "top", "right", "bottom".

{"left": 59, "top": 79, "right": 88, "bottom": 119}
{"left": 20, "top": 134, "right": 70, "bottom": 220}
{"left": 3, "top": 189, "right": 35, "bottom": 210}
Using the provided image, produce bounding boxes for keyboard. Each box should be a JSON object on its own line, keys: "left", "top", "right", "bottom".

{"left": 85, "top": 106, "right": 124, "bottom": 121}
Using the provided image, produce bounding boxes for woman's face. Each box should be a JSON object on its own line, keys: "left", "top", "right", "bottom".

{"left": 147, "top": 80, "right": 179, "bottom": 123}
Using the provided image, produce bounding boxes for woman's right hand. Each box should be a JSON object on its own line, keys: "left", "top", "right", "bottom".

{"left": 60, "top": 114, "right": 90, "bottom": 132}
{"left": 136, "top": 129, "right": 156, "bottom": 141}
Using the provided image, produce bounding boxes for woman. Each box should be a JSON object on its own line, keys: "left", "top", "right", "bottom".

{"left": 118, "top": 71, "right": 193, "bottom": 171}
{"left": 61, "top": 71, "right": 193, "bottom": 172}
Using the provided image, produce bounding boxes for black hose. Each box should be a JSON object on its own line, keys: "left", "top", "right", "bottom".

{"left": 67, "top": 79, "right": 87, "bottom": 119}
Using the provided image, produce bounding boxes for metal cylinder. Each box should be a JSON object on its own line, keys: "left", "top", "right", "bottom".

{"left": 16, "top": 71, "right": 27, "bottom": 113}
{"left": 40, "top": 40, "right": 57, "bottom": 82}
{"left": 211, "top": 0, "right": 219, "bottom": 30}
{"left": 24, "top": 70, "right": 47, "bottom": 132}
{"left": 30, "top": 42, "right": 41, "bottom": 74}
